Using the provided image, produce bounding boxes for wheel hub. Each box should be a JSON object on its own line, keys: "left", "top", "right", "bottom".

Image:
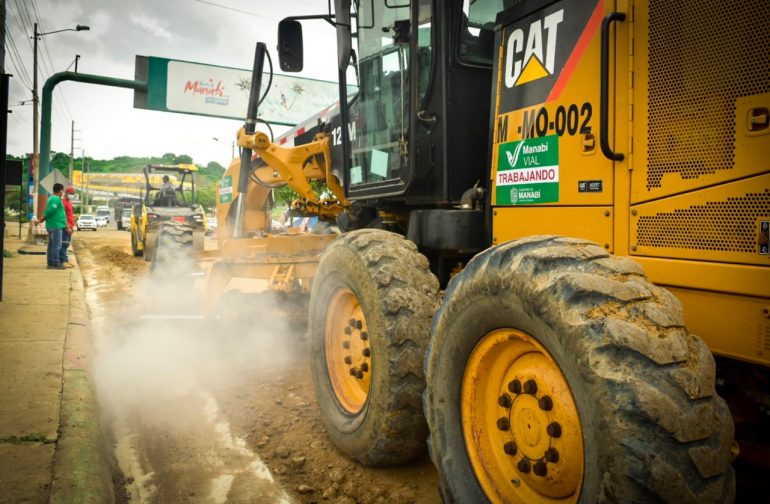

{"left": 325, "top": 289, "right": 372, "bottom": 413}
{"left": 462, "top": 328, "right": 584, "bottom": 503}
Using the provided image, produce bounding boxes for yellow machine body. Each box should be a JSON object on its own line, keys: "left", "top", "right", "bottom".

{"left": 490, "top": 0, "right": 770, "bottom": 366}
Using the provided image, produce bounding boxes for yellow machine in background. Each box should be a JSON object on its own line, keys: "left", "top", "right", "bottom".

{"left": 205, "top": 0, "right": 768, "bottom": 502}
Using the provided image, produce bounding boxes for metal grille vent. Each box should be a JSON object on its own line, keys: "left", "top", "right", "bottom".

{"left": 636, "top": 189, "right": 770, "bottom": 252}
{"left": 646, "top": 0, "right": 770, "bottom": 190}
{"left": 764, "top": 323, "right": 770, "bottom": 353}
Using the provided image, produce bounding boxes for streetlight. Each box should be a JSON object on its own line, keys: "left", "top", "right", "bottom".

{"left": 31, "top": 23, "right": 89, "bottom": 219}
{"left": 212, "top": 136, "right": 236, "bottom": 160}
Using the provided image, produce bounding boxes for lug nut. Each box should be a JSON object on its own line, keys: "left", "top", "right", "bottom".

{"left": 503, "top": 441, "right": 517, "bottom": 455}
{"left": 498, "top": 394, "right": 512, "bottom": 408}
{"left": 517, "top": 458, "right": 531, "bottom": 473}
{"left": 355, "top": 319, "right": 363, "bottom": 330}
{"left": 523, "top": 379, "right": 538, "bottom": 394}
{"left": 360, "top": 331, "right": 369, "bottom": 341}
{"left": 533, "top": 461, "right": 547, "bottom": 476}
{"left": 342, "top": 341, "right": 350, "bottom": 349}
{"left": 349, "top": 319, "right": 356, "bottom": 327}
{"left": 356, "top": 370, "right": 364, "bottom": 379}
{"left": 344, "top": 356, "right": 352, "bottom": 365}
{"left": 497, "top": 417, "right": 510, "bottom": 431}
{"left": 349, "top": 368, "right": 357, "bottom": 376}
{"left": 344, "top": 327, "right": 352, "bottom": 335}
{"left": 361, "top": 363, "right": 369, "bottom": 372}
{"left": 362, "top": 348, "right": 371, "bottom": 357}
{"left": 538, "top": 395, "right": 553, "bottom": 411}
{"left": 547, "top": 422, "right": 562, "bottom": 438}
{"left": 544, "top": 447, "right": 559, "bottom": 463}
{"left": 508, "top": 379, "right": 522, "bottom": 394}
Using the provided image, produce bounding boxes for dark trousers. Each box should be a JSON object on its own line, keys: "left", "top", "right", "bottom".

{"left": 59, "top": 230, "right": 71, "bottom": 264}
{"left": 47, "top": 228, "right": 63, "bottom": 266}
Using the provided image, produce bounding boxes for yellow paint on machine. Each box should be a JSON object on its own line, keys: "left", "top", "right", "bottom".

{"left": 493, "top": 206, "right": 613, "bottom": 253}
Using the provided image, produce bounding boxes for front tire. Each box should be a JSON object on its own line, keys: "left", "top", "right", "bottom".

{"left": 425, "top": 236, "right": 735, "bottom": 503}
{"left": 309, "top": 229, "right": 439, "bottom": 466}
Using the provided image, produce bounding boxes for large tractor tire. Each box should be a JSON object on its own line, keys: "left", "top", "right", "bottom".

{"left": 308, "top": 229, "right": 439, "bottom": 466}
{"left": 425, "top": 236, "right": 735, "bottom": 504}
{"left": 150, "top": 222, "right": 194, "bottom": 275}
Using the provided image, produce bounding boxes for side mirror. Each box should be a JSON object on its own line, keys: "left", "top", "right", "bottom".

{"left": 278, "top": 19, "right": 304, "bottom": 72}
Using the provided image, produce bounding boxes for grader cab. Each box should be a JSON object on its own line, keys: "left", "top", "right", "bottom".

{"left": 208, "top": 0, "right": 769, "bottom": 501}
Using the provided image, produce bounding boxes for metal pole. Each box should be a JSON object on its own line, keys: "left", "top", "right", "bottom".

{"left": 32, "top": 23, "right": 39, "bottom": 219}
{"left": 1, "top": 0, "right": 6, "bottom": 73}
{"left": 37, "top": 71, "right": 147, "bottom": 208}
{"left": 233, "top": 42, "right": 266, "bottom": 238}
{"left": 1, "top": 73, "right": 9, "bottom": 301}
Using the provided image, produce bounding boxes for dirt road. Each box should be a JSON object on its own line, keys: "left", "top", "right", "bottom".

{"left": 75, "top": 228, "right": 440, "bottom": 503}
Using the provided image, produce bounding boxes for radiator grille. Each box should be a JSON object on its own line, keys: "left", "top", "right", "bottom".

{"left": 636, "top": 189, "right": 770, "bottom": 252}
{"left": 646, "top": 0, "right": 770, "bottom": 190}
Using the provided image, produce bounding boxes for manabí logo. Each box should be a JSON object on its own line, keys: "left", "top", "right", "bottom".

{"left": 506, "top": 142, "right": 525, "bottom": 168}
{"left": 510, "top": 187, "right": 519, "bottom": 204}
{"left": 505, "top": 9, "right": 564, "bottom": 88}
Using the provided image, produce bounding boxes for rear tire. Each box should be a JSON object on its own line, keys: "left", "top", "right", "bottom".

{"left": 425, "top": 236, "right": 735, "bottom": 503}
{"left": 309, "top": 229, "right": 439, "bottom": 466}
{"left": 150, "top": 222, "right": 194, "bottom": 276}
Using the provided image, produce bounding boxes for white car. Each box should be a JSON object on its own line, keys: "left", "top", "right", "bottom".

{"left": 95, "top": 215, "right": 108, "bottom": 227}
{"left": 77, "top": 214, "right": 97, "bottom": 231}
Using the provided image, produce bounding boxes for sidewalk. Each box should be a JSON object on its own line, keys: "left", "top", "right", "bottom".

{"left": 0, "top": 236, "right": 113, "bottom": 503}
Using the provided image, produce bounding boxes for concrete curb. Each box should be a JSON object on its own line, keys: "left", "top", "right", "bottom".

{"left": 49, "top": 258, "right": 114, "bottom": 503}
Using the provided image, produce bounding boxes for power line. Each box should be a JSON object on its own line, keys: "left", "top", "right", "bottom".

{"left": 4, "top": 34, "right": 33, "bottom": 89}
{"left": 192, "top": 0, "right": 273, "bottom": 19}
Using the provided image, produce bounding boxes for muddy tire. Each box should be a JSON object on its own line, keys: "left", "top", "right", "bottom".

{"left": 425, "top": 236, "right": 735, "bottom": 503}
{"left": 309, "top": 229, "right": 439, "bottom": 466}
{"left": 150, "top": 222, "right": 194, "bottom": 275}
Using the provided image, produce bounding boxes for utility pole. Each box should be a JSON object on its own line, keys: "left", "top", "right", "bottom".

{"left": 69, "top": 121, "right": 75, "bottom": 184}
{"left": 32, "top": 23, "right": 39, "bottom": 218}
{"left": 81, "top": 149, "right": 87, "bottom": 207}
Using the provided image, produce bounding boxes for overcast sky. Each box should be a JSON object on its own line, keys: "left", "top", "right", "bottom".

{"left": 4, "top": 0, "right": 338, "bottom": 168}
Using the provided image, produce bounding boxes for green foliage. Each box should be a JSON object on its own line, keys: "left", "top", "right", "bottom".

{"left": 196, "top": 186, "right": 217, "bottom": 211}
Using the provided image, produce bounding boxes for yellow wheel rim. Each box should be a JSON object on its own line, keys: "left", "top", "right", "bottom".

{"left": 462, "top": 328, "right": 584, "bottom": 503}
{"left": 325, "top": 288, "right": 372, "bottom": 414}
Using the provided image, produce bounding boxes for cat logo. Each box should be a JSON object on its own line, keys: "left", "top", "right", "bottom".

{"left": 504, "top": 9, "right": 564, "bottom": 88}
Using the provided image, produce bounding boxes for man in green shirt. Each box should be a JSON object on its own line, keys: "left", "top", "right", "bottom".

{"left": 40, "top": 183, "right": 67, "bottom": 270}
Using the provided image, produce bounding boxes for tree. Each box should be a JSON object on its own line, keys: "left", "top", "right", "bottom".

{"left": 174, "top": 154, "right": 193, "bottom": 164}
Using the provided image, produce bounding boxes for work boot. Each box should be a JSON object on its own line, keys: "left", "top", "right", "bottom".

{"left": 48, "top": 264, "right": 66, "bottom": 270}
{"left": 63, "top": 262, "right": 75, "bottom": 268}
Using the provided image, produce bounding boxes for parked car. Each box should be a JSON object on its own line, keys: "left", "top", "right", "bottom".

{"left": 77, "top": 214, "right": 97, "bottom": 231}
{"left": 96, "top": 215, "right": 108, "bottom": 227}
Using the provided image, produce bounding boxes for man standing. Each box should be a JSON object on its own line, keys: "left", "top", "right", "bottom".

{"left": 60, "top": 186, "right": 76, "bottom": 268}
{"left": 40, "top": 183, "right": 67, "bottom": 270}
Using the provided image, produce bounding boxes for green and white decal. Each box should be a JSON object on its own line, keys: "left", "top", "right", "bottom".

{"left": 219, "top": 176, "right": 233, "bottom": 204}
{"left": 496, "top": 135, "right": 559, "bottom": 205}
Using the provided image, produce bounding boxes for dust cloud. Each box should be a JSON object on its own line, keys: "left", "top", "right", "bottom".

{"left": 91, "top": 249, "right": 302, "bottom": 502}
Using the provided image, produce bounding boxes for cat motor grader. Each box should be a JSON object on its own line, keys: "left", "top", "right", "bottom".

{"left": 209, "top": 0, "right": 770, "bottom": 501}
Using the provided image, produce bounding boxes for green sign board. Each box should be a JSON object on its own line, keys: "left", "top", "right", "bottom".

{"left": 495, "top": 135, "right": 560, "bottom": 205}
{"left": 219, "top": 176, "right": 233, "bottom": 204}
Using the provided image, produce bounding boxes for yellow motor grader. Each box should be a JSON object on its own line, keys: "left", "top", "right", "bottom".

{"left": 208, "top": 0, "right": 769, "bottom": 502}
